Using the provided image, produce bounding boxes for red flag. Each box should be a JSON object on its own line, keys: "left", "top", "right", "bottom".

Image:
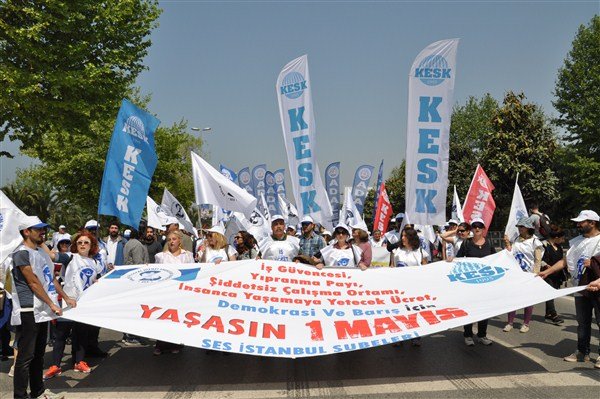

{"left": 462, "top": 165, "right": 496, "bottom": 234}
{"left": 373, "top": 183, "right": 393, "bottom": 233}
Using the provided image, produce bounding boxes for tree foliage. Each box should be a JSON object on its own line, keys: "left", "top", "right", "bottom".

{"left": 0, "top": 0, "right": 161, "bottom": 156}
{"left": 553, "top": 15, "right": 600, "bottom": 159}
{"left": 480, "top": 91, "right": 559, "bottom": 228}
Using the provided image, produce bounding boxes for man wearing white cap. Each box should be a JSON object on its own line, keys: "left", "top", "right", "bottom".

{"left": 10, "top": 216, "right": 64, "bottom": 399}
{"left": 50, "top": 225, "right": 69, "bottom": 249}
{"left": 541, "top": 210, "right": 600, "bottom": 367}
{"left": 298, "top": 215, "right": 326, "bottom": 258}
{"left": 259, "top": 215, "right": 299, "bottom": 261}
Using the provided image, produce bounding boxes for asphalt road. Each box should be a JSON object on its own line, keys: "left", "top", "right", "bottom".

{"left": 1, "top": 295, "right": 599, "bottom": 399}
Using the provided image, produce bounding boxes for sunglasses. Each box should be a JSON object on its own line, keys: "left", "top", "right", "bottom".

{"left": 334, "top": 230, "right": 348, "bottom": 236}
{"left": 457, "top": 229, "right": 467, "bottom": 233}
{"left": 471, "top": 224, "right": 485, "bottom": 229}
{"left": 77, "top": 241, "right": 91, "bottom": 245}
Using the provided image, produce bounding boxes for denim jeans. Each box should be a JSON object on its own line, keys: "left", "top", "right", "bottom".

{"left": 574, "top": 295, "right": 600, "bottom": 355}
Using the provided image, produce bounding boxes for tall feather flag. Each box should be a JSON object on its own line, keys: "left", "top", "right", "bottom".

{"left": 0, "top": 190, "right": 27, "bottom": 265}
{"left": 451, "top": 185, "right": 464, "bottom": 223}
{"left": 504, "top": 174, "right": 528, "bottom": 242}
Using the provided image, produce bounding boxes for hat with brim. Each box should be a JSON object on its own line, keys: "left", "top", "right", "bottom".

{"left": 84, "top": 219, "right": 99, "bottom": 229}
{"left": 57, "top": 233, "right": 71, "bottom": 244}
{"left": 516, "top": 217, "right": 535, "bottom": 229}
{"left": 571, "top": 210, "right": 600, "bottom": 222}
{"left": 333, "top": 223, "right": 351, "bottom": 236}
{"left": 271, "top": 214, "right": 285, "bottom": 223}
{"left": 18, "top": 216, "right": 49, "bottom": 231}
{"left": 300, "top": 215, "right": 314, "bottom": 224}
{"left": 205, "top": 225, "right": 225, "bottom": 236}
{"left": 470, "top": 217, "right": 485, "bottom": 227}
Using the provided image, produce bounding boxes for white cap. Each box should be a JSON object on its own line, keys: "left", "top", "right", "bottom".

{"left": 300, "top": 215, "right": 314, "bottom": 224}
{"left": 205, "top": 225, "right": 225, "bottom": 236}
{"left": 58, "top": 224, "right": 66, "bottom": 229}
{"left": 333, "top": 223, "right": 351, "bottom": 235}
{"left": 395, "top": 213, "right": 405, "bottom": 220}
{"left": 286, "top": 225, "right": 296, "bottom": 231}
{"left": 470, "top": 217, "right": 485, "bottom": 227}
{"left": 57, "top": 233, "right": 71, "bottom": 244}
{"left": 18, "top": 216, "right": 48, "bottom": 231}
{"left": 123, "top": 229, "right": 131, "bottom": 238}
{"left": 322, "top": 230, "right": 332, "bottom": 236}
{"left": 571, "top": 210, "right": 600, "bottom": 222}
{"left": 447, "top": 219, "right": 459, "bottom": 225}
{"left": 84, "top": 219, "right": 99, "bottom": 229}
{"left": 350, "top": 223, "right": 368, "bottom": 233}
{"left": 271, "top": 214, "right": 285, "bottom": 222}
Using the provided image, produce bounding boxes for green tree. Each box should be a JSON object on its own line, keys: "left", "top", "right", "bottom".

{"left": 553, "top": 15, "right": 600, "bottom": 159}
{"left": 480, "top": 91, "right": 559, "bottom": 229}
{"left": 0, "top": 0, "right": 161, "bottom": 156}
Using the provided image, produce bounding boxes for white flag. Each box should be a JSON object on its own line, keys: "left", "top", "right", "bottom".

{"left": 452, "top": 185, "right": 465, "bottom": 223}
{"left": 342, "top": 187, "right": 368, "bottom": 232}
{"left": 146, "top": 197, "right": 171, "bottom": 231}
{"left": 276, "top": 55, "right": 333, "bottom": 230}
{"left": 0, "top": 190, "right": 27, "bottom": 265}
{"left": 161, "top": 188, "right": 198, "bottom": 237}
{"left": 277, "top": 194, "right": 299, "bottom": 227}
{"left": 259, "top": 193, "right": 271, "bottom": 222}
{"left": 191, "top": 152, "right": 257, "bottom": 217}
{"left": 405, "top": 39, "right": 459, "bottom": 225}
{"left": 234, "top": 210, "right": 271, "bottom": 242}
{"left": 504, "top": 176, "right": 528, "bottom": 242}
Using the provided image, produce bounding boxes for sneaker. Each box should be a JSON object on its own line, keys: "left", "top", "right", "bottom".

{"left": 122, "top": 337, "right": 142, "bottom": 346}
{"left": 171, "top": 348, "right": 180, "bottom": 354}
{"left": 43, "top": 365, "right": 62, "bottom": 380}
{"left": 74, "top": 361, "right": 91, "bottom": 373}
{"left": 153, "top": 347, "right": 162, "bottom": 356}
{"left": 464, "top": 337, "right": 475, "bottom": 346}
{"left": 34, "top": 389, "right": 65, "bottom": 399}
{"left": 595, "top": 357, "right": 600, "bottom": 369}
{"left": 503, "top": 324, "right": 513, "bottom": 332}
{"left": 520, "top": 325, "right": 530, "bottom": 333}
{"left": 477, "top": 336, "right": 493, "bottom": 346}
{"left": 550, "top": 315, "right": 564, "bottom": 325}
{"left": 8, "top": 365, "right": 14, "bottom": 377}
{"left": 564, "top": 351, "right": 590, "bottom": 362}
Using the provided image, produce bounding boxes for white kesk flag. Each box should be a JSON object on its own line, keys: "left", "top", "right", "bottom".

{"left": 0, "top": 190, "right": 27, "bottom": 265}
{"left": 405, "top": 39, "right": 459, "bottom": 226}
{"left": 278, "top": 194, "right": 299, "bottom": 227}
{"left": 276, "top": 55, "right": 333, "bottom": 230}
{"left": 452, "top": 185, "right": 465, "bottom": 223}
{"left": 146, "top": 197, "right": 171, "bottom": 231}
{"left": 191, "top": 152, "right": 257, "bottom": 217}
{"left": 504, "top": 177, "right": 528, "bottom": 242}
{"left": 259, "top": 193, "right": 272, "bottom": 223}
{"left": 161, "top": 188, "right": 198, "bottom": 237}
{"left": 342, "top": 187, "right": 368, "bottom": 232}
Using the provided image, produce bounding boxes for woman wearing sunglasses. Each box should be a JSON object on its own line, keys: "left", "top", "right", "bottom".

{"left": 199, "top": 226, "right": 237, "bottom": 264}
{"left": 313, "top": 224, "right": 367, "bottom": 270}
{"left": 234, "top": 231, "right": 260, "bottom": 260}
{"left": 441, "top": 222, "right": 471, "bottom": 262}
{"left": 455, "top": 218, "right": 496, "bottom": 347}
{"left": 44, "top": 231, "right": 103, "bottom": 379}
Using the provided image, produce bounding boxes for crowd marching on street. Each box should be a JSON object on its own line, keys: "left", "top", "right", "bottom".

{"left": 1, "top": 202, "right": 600, "bottom": 399}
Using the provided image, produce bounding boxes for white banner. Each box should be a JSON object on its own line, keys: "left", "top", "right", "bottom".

{"left": 405, "top": 39, "right": 459, "bottom": 226}
{"left": 191, "top": 152, "right": 257, "bottom": 217}
{"left": 371, "top": 247, "right": 391, "bottom": 268}
{"left": 276, "top": 55, "right": 333, "bottom": 230}
{"left": 504, "top": 177, "right": 529, "bottom": 242}
{"left": 63, "top": 251, "right": 582, "bottom": 358}
{"left": 162, "top": 188, "right": 198, "bottom": 237}
{"left": 0, "top": 190, "right": 27, "bottom": 265}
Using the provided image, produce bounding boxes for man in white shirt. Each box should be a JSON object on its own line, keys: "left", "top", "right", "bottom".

{"left": 259, "top": 215, "right": 299, "bottom": 261}
{"left": 369, "top": 229, "right": 385, "bottom": 248}
{"left": 51, "top": 225, "right": 69, "bottom": 249}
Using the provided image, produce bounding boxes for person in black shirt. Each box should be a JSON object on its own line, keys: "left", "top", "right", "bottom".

{"left": 456, "top": 218, "right": 496, "bottom": 346}
{"left": 538, "top": 229, "right": 567, "bottom": 324}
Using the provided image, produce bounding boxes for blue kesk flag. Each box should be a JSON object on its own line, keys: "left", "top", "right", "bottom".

{"left": 98, "top": 99, "right": 160, "bottom": 228}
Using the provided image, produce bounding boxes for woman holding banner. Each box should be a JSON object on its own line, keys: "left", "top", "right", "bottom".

{"left": 388, "top": 228, "right": 428, "bottom": 268}
{"left": 313, "top": 224, "right": 367, "bottom": 270}
{"left": 455, "top": 218, "right": 496, "bottom": 346}
{"left": 502, "top": 217, "right": 544, "bottom": 333}
{"left": 199, "top": 226, "right": 238, "bottom": 264}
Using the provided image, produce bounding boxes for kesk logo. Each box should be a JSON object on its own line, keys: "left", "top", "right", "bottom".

{"left": 126, "top": 267, "right": 178, "bottom": 283}
{"left": 280, "top": 72, "right": 307, "bottom": 99}
{"left": 415, "top": 55, "right": 451, "bottom": 86}
{"left": 123, "top": 116, "right": 148, "bottom": 143}
{"left": 447, "top": 261, "right": 508, "bottom": 284}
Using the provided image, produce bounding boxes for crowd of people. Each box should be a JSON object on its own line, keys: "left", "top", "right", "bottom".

{"left": 1, "top": 206, "right": 600, "bottom": 398}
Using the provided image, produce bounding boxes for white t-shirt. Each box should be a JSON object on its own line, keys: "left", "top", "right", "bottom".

{"left": 201, "top": 246, "right": 237, "bottom": 263}
{"left": 105, "top": 237, "right": 120, "bottom": 265}
{"left": 320, "top": 244, "right": 362, "bottom": 268}
{"left": 260, "top": 236, "right": 300, "bottom": 261}
{"left": 370, "top": 238, "right": 385, "bottom": 248}
{"left": 511, "top": 236, "right": 544, "bottom": 273}
{"left": 392, "top": 247, "right": 426, "bottom": 268}
{"left": 155, "top": 250, "right": 195, "bottom": 264}
{"left": 62, "top": 253, "right": 104, "bottom": 301}
{"left": 567, "top": 233, "right": 600, "bottom": 285}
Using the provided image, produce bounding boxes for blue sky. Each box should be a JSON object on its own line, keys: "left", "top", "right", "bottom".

{"left": 1, "top": 1, "right": 598, "bottom": 190}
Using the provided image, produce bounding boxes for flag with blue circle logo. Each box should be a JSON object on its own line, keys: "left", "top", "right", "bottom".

{"left": 98, "top": 99, "right": 160, "bottom": 228}
{"left": 351, "top": 164, "right": 374, "bottom": 215}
